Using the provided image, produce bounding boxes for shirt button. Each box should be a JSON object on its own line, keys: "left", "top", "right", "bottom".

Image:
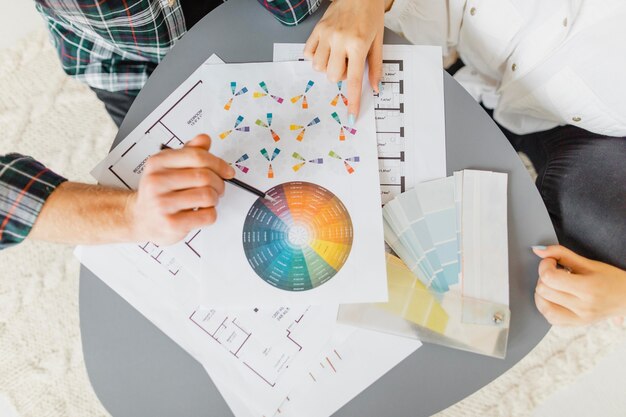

{"left": 572, "top": 116, "right": 582, "bottom": 122}
{"left": 563, "top": 18, "right": 568, "bottom": 27}
{"left": 511, "top": 63, "right": 517, "bottom": 72}
{"left": 470, "top": 7, "right": 477, "bottom": 16}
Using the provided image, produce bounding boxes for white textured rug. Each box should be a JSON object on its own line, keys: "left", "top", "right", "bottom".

{"left": 0, "top": 30, "right": 625, "bottom": 417}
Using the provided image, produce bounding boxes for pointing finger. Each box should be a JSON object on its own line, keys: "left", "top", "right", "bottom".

{"left": 367, "top": 32, "right": 384, "bottom": 93}
{"left": 346, "top": 49, "right": 367, "bottom": 122}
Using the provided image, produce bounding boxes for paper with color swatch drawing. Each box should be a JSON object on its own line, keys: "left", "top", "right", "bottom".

{"left": 273, "top": 43, "right": 447, "bottom": 205}
{"left": 95, "top": 59, "right": 387, "bottom": 308}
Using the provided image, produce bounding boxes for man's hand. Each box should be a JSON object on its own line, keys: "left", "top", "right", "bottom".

{"left": 304, "top": 0, "right": 389, "bottom": 123}
{"left": 29, "top": 134, "right": 233, "bottom": 247}
{"left": 127, "top": 134, "right": 234, "bottom": 245}
{"left": 533, "top": 245, "right": 626, "bottom": 326}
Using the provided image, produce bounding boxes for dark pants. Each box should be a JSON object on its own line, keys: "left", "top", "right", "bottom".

{"left": 92, "top": 87, "right": 626, "bottom": 270}
{"left": 501, "top": 123, "right": 626, "bottom": 270}
{"left": 91, "top": 87, "right": 136, "bottom": 128}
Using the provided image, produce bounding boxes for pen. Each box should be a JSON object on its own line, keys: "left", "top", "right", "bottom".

{"left": 160, "top": 144, "right": 276, "bottom": 203}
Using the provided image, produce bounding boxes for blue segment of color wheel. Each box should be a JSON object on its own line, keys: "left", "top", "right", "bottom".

{"left": 242, "top": 182, "right": 353, "bottom": 291}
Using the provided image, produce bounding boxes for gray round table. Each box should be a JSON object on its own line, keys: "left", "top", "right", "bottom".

{"left": 80, "top": 1, "right": 556, "bottom": 416}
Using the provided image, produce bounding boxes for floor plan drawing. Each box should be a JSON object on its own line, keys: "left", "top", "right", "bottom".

{"left": 189, "top": 305, "right": 314, "bottom": 386}
{"left": 376, "top": 60, "right": 408, "bottom": 203}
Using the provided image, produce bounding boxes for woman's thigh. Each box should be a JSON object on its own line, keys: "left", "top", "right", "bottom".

{"left": 534, "top": 126, "right": 625, "bottom": 269}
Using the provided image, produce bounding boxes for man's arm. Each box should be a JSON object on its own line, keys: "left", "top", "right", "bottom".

{"left": 2, "top": 134, "right": 234, "bottom": 249}
{"left": 28, "top": 182, "right": 135, "bottom": 245}
{"left": 0, "top": 154, "right": 68, "bottom": 249}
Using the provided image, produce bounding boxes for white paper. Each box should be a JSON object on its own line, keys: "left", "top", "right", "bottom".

{"left": 77, "top": 243, "right": 421, "bottom": 417}
{"left": 91, "top": 55, "right": 228, "bottom": 276}
{"left": 273, "top": 43, "right": 447, "bottom": 204}
{"left": 76, "top": 244, "right": 339, "bottom": 416}
{"left": 209, "top": 325, "right": 421, "bottom": 417}
{"left": 92, "top": 58, "right": 388, "bottom": 308}
{"left": 273, "top": 327, "right": 420, "bottom": 417}
{"left": 86, "top": 53, "right": 423, "bottom": 417}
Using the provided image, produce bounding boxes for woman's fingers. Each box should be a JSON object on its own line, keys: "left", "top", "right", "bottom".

{"left": 367, "top": 32, "right": 384, "bottom": 93}
{"left": 536, "top": 278, "right": 581, "bottom": 312}
{"left": 535, "top": 292, "right": 583, "bottom": 326}
{"left": 537, "top": 257, "right": 586, "bottom": 295}
{"left": 327, "top": 50, "right": 348, "bottom": 83}
{"left": 532, "top": 244, "right": 593, "bottom": 273}
{"left": 303, "top": 28, "right": 320, "bottom": 60}
{"left": 312, "top": 41, "right": 331, "bottom": 73}
{"left": 346, "top": 49, "right": 368, "bottom": 121}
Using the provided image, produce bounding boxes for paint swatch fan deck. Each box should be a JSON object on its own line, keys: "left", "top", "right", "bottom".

{"left": 340, "top": 170, "right": 511, "bottom": 358}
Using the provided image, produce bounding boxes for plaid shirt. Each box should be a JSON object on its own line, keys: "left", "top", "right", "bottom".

{"left": 0, "top": 154, "right": 67, "bottom": 249}
{"left": 34, "top": 0, "right": 321, "bottom": 93}
{"left": 0, "top": 1, "right": 320, "bottom": 249}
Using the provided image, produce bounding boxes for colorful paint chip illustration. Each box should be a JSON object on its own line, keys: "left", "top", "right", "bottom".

{"left": 253, "top": 82, "right": 284, "bottom": 104}
{"left": 331, "top": 112, "right": 357, "bottom": 141}
{"left": 291, "top": 80, "right": 315, "bottom": 109}
{"left": 329, "top": 150, "right": 360, "bottom": 174}
{"left": 219, "top": 115, "right": 250, "bottom": 139}
{"left": 289, "top": 117, "right": 321, "bottom": 142}
{"left": 255, "top": 113, "right": 281, "bottom": 142}
{"left": 224, "top": 82, "right": 248, "bottom": 111}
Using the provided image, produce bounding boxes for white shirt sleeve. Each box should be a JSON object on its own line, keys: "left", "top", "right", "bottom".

{"left": 384, "top": 0, "right": 451, "bottom": 60}
{"left": 384, "top": 0, "right": 626, "bottom": 136}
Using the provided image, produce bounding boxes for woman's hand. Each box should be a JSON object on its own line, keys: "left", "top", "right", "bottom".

{"left": 533, "top": 245, "right": 626, "bottom": 326}
{"left": 304, "top": 0, "right": 391, "bottom": 123}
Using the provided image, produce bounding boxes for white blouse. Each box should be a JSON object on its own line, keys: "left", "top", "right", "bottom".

{"left": 384, "top": 0, "right": 626, "bottom": 136}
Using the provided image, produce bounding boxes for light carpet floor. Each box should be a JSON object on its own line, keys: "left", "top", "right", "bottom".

{"left": 1, "top": 29, "right": 625, "bottom": 417}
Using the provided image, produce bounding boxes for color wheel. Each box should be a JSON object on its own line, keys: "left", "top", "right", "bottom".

{"left": 242, "top": 182, "right": 353, "bottom": 291}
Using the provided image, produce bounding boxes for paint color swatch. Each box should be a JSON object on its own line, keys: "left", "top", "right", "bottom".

{"left": 256, "top": 113, "right": 281, "bottom": 142}
{"left": 292, "top": 152, "right": 324, "bottom": 172}
{"left": 329, "top": 150, "right": 360, "bottom": 174}
{"left": 253, "top": 81, "right": 284, "bottom": 104}
{"left": 219, "top": 115, "right": 250, "bottom": 139}
{"left": 330, "top": 81, "right": 348, "bottom": 107}
{"left": 291, "top": 80, "right": 315, "bottom": 109}
{"left": 331, "top": 112, "right": 357, "bottom": 141}
{"left": 290, "top": 117, "right": 321, "bottom": 142}
{"left": 233, "top": 153, "right": 250, "bottom": 174}
{"left": 224, "top": 82, "right": 248, "bottom": 110}
{"left": 242, "top": 182, "right": 353, "bottom": 291}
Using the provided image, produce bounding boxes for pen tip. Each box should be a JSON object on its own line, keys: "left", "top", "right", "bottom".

{"left": 264, "top": 195, "right": 276, "bottom": 203}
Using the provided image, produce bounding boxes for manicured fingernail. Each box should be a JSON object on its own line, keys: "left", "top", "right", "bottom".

{"left": 378, "top": 81, "right": 383, "bottom": 92}
{"left": 348, "top": 114, "right": 356, "bottom": 127}
{"left": 532, "top": 245, "right": 547, "bottom": 251}
{"left": 228, "top": 166, "right": 236, "bottom": 177}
